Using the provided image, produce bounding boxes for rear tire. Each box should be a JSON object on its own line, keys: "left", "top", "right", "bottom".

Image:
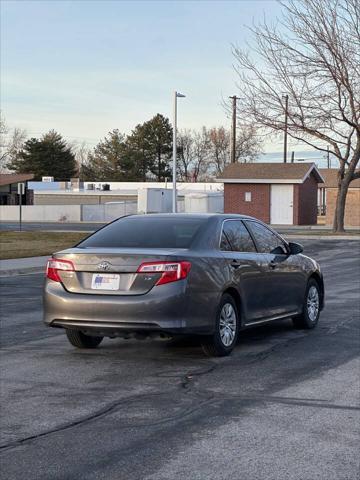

{"left": 65, "top": 329, "right": 103, "bottom": 349}
{"left": 201, "top": 293, "right": 239, "bottom": 357}
{"left": 293, "top": 278, "right": 320, "bottom": 329}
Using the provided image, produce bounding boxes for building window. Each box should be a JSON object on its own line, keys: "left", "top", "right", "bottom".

{"left": 245, "top": 192, "right": 251, "bottom": 202}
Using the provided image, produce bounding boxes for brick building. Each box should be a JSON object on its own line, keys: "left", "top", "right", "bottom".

{"left": 218, "top": 163, "right": 323, "bottom": 225}
{"left": 318, "top": 169, "right": 360, "bottom": 227}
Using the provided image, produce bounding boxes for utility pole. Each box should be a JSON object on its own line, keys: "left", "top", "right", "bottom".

{"left": 283, "top": 94, "right": 289, "bottom": 163}
{"left": 229, "top": 96, "right": 239, "bottom": 163}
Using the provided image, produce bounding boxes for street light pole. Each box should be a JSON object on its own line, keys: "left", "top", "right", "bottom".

{"left": 283, "top": 94, "right": 289, "bottom": 163}
{"left": 229, "top": 96, "right": 239, "bottom": 163}
{"left": 172, "top": 91, "right": 185, "bottom": 213}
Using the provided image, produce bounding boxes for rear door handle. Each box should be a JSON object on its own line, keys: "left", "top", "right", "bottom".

{"left": 230, "top": 260, "right": 241, "bottom": 269}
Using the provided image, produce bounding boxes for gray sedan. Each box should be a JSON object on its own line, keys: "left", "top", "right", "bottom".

{"left": 43, "top": 214, "right": 324, "bottom": 356}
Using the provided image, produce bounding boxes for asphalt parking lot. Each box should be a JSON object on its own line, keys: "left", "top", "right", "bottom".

{"left": 0, "top": 239, "right": 359, "bottom": 480}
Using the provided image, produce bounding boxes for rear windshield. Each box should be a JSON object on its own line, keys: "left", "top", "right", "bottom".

{"left": 78, "top": 216, "right": 207, "bottom": 249}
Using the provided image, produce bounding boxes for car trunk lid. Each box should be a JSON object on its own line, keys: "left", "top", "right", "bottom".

{"left": 52, "top": 247, "right": 187, "bottom": 295}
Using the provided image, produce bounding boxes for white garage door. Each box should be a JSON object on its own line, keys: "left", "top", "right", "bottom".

{"left": 270, "top": 184, "right": 294, "bottom": 224}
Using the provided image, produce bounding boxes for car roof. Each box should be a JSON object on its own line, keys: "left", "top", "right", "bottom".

{"left": 127, "top": 213, "right": 256, "bottom": 220}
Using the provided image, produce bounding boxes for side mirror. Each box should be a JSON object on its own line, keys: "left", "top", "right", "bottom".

{"left": 288, "top": 242, "right": 303, "bottom": 255}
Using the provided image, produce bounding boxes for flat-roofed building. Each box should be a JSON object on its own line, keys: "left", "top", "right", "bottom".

{"left": 0, "top": 173, "right": 34, "bottom": 205}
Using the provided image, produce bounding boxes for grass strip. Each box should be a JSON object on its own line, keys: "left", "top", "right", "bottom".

{"left": 0, "top": 231, "right": 89, "bottom": 260}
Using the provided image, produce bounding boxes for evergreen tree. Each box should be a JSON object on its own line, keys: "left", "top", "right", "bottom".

{"left": 145, "top": 114, "right": 173, "bottom": 181}
{"left": 127, "top": 114, "right": 173, "bottom": 181}
{"left": 8, "top": 130, "right": 76, "bottom": 180}
{"left": 86, "top": 129, "right": 139, "bottom": 181}
{"left": 125, "top": 123, "right": 153, "bottom": 181}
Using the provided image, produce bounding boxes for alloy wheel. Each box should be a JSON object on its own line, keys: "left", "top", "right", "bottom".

{"left": 219, "top": 303, "right": 237, "bottom": 347}
{"left": 307, "top": 286, "right": 319, "bottom": 322}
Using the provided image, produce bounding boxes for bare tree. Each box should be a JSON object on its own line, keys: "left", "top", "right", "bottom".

{"left": 233, "top": 0, "right": 360, "bottom": 232}
{"left": 0, "top": 114, "right": 8, "bottom": 172}
{"left": 177, "top": 126, "right": 262, "bottom": 181}
{"left": 177, "top": 128, "right": 212, "bottom": 182}
{"left": 207, "top": 125, "right": 262, "bottom": 176}
{"left": 209, "top": 127, "right": 230, "bottom": 176}
{"left": 191, "top": 127, "right": 212, "bottom": 181}
{"left": 0, "top": 117, "right": 27, "bottom": 173}
{"left": 73, "top": 141, "right": 90, "bottom": 178}
{"left": 178, "top": 127, "right": 216, "bottom": 181}
{"left": 235, "top": 125, "right": 263, "bottom": 163}
{"left": 177, "top": 129, "right": 194, "bottom": 181}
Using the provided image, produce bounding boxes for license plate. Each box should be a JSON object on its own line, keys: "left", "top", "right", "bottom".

{"left": 91, "top": 273, "right": 120, "bottom": 290}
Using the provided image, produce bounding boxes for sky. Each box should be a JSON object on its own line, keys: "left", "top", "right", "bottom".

{"left": 1, "top": 0, "right": 322, "bottom": 159}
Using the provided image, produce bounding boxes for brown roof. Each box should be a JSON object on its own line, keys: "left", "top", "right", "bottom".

{"left": 218, "top": 162, "right": 324, "bottom": 183}
{"left": 0, "top": 173, "right": 34, "bottom": 187}
{"left": 319, "top": 169, "right": 360, "bottom": 188}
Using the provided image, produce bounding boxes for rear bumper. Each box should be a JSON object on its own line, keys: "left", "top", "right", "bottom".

{"left": 43, "top": 279, "right": 214, "bottom": 335}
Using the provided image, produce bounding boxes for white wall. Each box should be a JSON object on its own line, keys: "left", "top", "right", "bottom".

{"left": 0, "top": 205, "right": 81, "bottom": 222}
{"left": 82, "top": 202, "right": 137, "bottom": 221}
{"left": 0, "top": 203, "right": 139, "bottom": 223}
{"left": 184, "top": 193, "right": 224, "bottom": 213}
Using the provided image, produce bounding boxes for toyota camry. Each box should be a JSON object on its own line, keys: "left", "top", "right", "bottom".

{"left": 43, "top": 214, "right": 324, "bottom": 356}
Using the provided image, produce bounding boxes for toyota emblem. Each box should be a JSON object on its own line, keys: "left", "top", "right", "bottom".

{"left": 98, "top": 261, "right": 111, "bottom": 271}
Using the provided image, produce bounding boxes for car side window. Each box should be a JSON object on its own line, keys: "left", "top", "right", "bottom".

{"left": 220, "top": 230, "right": 232, "bottom": 251}
{"left": 245, "top": 221, "right": 288, "bottom": 254}
{"left": 220, "top": 220, "right": 257, "bottom": 252}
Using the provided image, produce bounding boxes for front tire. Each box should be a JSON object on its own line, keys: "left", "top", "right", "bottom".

{"left": 293, "top": 278, "right": 320, "bottom": 329}
{"left": 65, "top": 329, "right": 104, "bottom": 349}
{"left": 201, "top": 294, "right": 239, "bottom": 357}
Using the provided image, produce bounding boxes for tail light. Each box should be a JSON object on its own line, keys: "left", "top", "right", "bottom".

{"left": 137, "top": 261, "right": 191, "bottom": 286}
{"left": 46, "top": 258, "right": 75, "bottom": 282}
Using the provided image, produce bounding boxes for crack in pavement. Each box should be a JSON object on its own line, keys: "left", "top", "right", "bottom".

{"left": 2, "top": 384, "right": 357, "bottom": 455}
{"left": 0, "top": 358, "right": 220, "bottom": 453}
{"left": 0, "top": 389, "right": 215, "bottom": 453}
